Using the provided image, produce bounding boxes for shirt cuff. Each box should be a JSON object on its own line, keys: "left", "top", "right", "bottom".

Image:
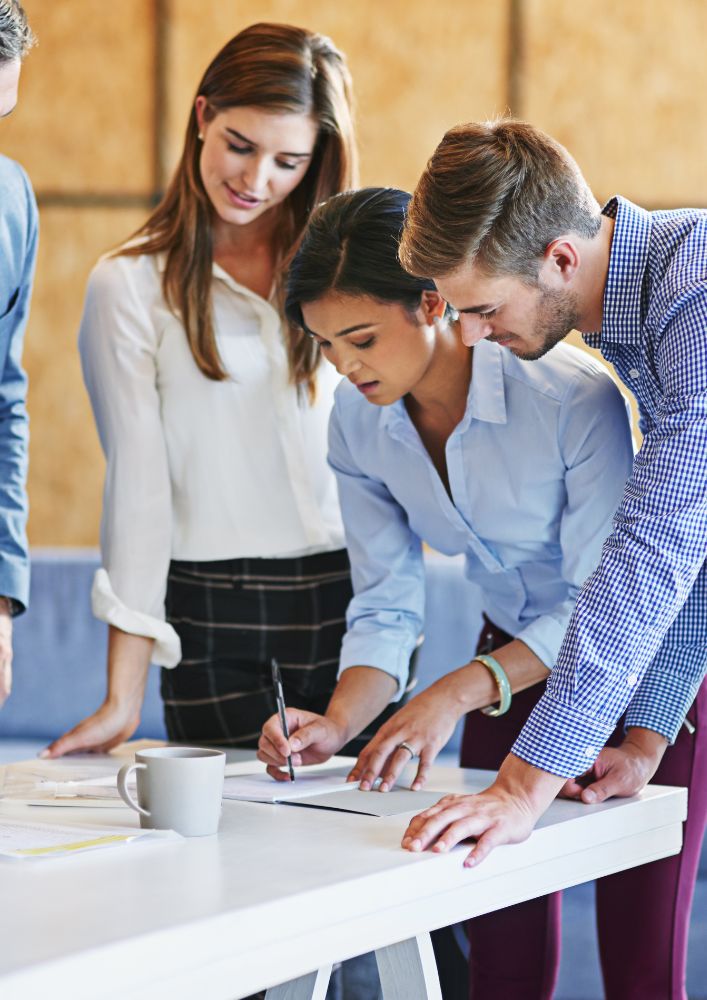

{"left": 0, "top": 555, "right": 30, "bottom": 614}
{"left": 0, "top": 595, "right": 24, "bottom": 617}
{"left": 624, "top": 667, "right": 704, "bottom": 743}
{"left": 338, "top": 630, "right": 417, "bottom": 701}
{"left": 91, "top": 568, "right": 181, "bottom": 668}
{"left": 511, "top": 692, "right": 615, "bottom": 778}
{"left": 515, "top": 613, "right": 568, "bottom": 671}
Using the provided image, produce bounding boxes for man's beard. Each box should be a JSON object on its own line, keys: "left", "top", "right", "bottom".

{"left": 512, "top": 285, "right": 582, "bottom": 361}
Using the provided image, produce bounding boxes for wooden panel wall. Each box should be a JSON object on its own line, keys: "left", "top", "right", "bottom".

{"left": 165, "top": 0, "right": 509, "bottom": 192}
{"left": 522, "top": 0, "right": 707, "bottom": 205}
{"left": 2, "top": 0, "right": 705, "bottom": 543}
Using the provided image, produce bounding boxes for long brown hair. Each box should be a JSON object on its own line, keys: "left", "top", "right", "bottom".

{"left": 121, "top": 23, "right": 357, "bottom": 392}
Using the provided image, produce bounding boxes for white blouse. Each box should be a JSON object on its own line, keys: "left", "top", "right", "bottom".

{"left": 80, "top": 252, "right": 345, "bottom": 667}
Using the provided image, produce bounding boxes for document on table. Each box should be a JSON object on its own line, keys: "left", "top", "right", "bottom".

{"left": 2, "top": 753, "right": 361, "bottom": 808}
{"left": 223, "top": 763, "right": 447, "bottom": 816}
{"left": 223, "top": 764, "right": 358, "bottom": 802}
{"left": 290, "top": 787, "right": 446, "bottom": 817}
{"left": 2, "top": 745, "right": 263, "bottom": 807}
{"left": 0, "top": 816, "right": 178, "bottom": 860}
{"left": 1, "top": 755, "right": 131, "bottom": 803}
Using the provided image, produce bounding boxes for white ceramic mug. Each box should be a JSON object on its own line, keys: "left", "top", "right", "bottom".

{"left": 117, "top": 747, "right": 226, "bottom": 837}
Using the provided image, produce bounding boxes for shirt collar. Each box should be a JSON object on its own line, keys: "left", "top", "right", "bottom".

{"left": 585, "top": 195, "right": 652, "bottom": 348}
{"left": 380, "top": 337, "right": 507, "bottom": 436}
{"left": 468, "top": 338, "right": 507, "bottom": 425}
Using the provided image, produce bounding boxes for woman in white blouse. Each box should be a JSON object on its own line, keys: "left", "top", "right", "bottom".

{"left": 45, "top": 23, "right": 359, "bottom": 756}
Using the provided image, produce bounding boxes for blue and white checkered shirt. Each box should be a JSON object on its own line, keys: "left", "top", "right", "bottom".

{"left": 513, "top": 196, "right": 707, "bottom": 778}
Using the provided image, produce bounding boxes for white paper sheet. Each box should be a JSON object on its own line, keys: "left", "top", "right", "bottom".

{"left": 288, "top": 787, "right": 447, "bottom": 817}
{"left": 0, "top": 816, "right": 178, "bottom": 860}
{"left": 223, "top": 765, "right": 359, "bottom": 802}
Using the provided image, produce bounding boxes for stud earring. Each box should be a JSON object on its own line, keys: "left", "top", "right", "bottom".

{"left": 197, "top": 132, "right": 204, "bottom": 141}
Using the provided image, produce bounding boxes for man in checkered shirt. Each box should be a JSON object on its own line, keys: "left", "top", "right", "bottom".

{"left": 397, "top": 119, "right": 707, "bottom": 994}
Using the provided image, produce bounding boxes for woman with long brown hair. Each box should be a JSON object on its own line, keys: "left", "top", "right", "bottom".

{"left": 45, "top": 23, "right": 360, "bottom": 756}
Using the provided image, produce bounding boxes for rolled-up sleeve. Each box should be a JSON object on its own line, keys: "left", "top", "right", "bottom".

{"left": 517, "top": 368, "right": 634, "bottom": 668}
{"left": 328, "top": 403, "right": 424, "bottom": 698}
{"left": 79, "top": 256, "right": 180, "bottom": 667}
{"left": 514, "top": 288, "right": 707, "bottom": 776}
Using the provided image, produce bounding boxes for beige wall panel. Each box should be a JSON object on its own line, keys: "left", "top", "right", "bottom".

{"left": 523, "top": 0, "right": 707, "bottom": 204}
{"left": 2, "top": 0, "right": 154, "bottom": 194}
{"left": 26, "top": 207, "right": 146, "bottom": 546}
{"left": 166, "top": 0, "right": 509, "bottom": 192}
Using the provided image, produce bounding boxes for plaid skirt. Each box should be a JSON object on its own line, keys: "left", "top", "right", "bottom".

{"left": 161, "top": 549, "right": 353, "bottom": 747}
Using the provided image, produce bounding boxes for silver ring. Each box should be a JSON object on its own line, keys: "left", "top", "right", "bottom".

{"left": 398, "top": 741, "right": 417, "bottom": 759}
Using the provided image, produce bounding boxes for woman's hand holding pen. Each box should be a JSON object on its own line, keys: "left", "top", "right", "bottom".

{"left": 258, "top": 665, "right": 398, "bottom": 781}
{"left": 258, "top": 708, "right": 347, "bottom": 780}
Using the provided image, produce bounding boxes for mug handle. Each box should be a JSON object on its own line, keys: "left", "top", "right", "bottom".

{"left": 117, "top": 762, "right": 150, "bottom": 817}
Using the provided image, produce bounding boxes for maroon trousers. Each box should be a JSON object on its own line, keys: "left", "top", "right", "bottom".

{"left": 458, "top": 619, "right": 707, "bottom": 1000}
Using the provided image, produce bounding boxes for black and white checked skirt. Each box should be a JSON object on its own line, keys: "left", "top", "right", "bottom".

{"left": 160, "top": 549, "right": 353, "bottom": 747}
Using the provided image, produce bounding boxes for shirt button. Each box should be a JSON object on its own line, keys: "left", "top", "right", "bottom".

{"left": 584, "top": 746, "right": 596, "bottom": 758}
{"left": 628, "top": 368, "right": 640, "bottom": 379}
{"left": 627, "top": 672, "right": 638, "bottom": 687}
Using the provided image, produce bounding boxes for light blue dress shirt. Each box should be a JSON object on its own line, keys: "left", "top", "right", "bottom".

{"left": 0, "top": 155, "right": 36, "bottom": 612}
{"left": 330, "top": 339, "right": 634, "bottom": 698}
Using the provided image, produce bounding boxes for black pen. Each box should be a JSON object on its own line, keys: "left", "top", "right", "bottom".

{"left": 271, "top": 657, "right": 295, "bottom": 781}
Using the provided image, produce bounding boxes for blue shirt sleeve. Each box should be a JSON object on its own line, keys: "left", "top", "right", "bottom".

{"left": 328, "top": 397, "right": 425, "bottom": 698}
{"left": 0, "top": 161, "right": 36, "bottom": 612}
{"left": 513, "top": 286, "right": 707, "bottom": 776}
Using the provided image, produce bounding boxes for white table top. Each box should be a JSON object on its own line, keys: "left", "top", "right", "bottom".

{"left": 0, "top": 762, "right": 687, "bottom": 1000}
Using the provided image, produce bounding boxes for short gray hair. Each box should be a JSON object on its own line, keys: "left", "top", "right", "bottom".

{"left": 0, "top": 1, "right": 35, "bottom": 62}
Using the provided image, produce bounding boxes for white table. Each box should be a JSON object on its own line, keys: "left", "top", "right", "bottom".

{"left": 0, "top": 764, "right": 686, "bottom": 1000}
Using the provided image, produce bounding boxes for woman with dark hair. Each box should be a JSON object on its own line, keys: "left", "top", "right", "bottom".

{"left": 259, "top": 187, "right": 636, "bottom": 1000}
{"left": 45, "top": 23, "right": 359, "bottom": 757}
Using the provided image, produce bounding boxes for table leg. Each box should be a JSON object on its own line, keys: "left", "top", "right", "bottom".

{"left": 264, "top": 964, "right": 332, "bottom": 1000}
{"left": 375, "top": 933, "right": 442, "bottom": 1000}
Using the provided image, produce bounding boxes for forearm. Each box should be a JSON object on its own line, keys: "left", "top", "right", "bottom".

{"left": 105, "top": 625, "right": 154, "bottom": 710}
{"left": 431, "top": 638, "right": 549, "bottom": 717}
{"left": 42, "top": 626, "right": 155, "bottom": 757}
{"left": 624, "top": 725, "right": 669, "bottom": 759}
{"left": 325, "top": 666, "right": 398, "bottom": 745}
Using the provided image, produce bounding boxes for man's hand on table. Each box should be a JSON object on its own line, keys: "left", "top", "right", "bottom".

{"left": 0, "top": 598, "right": 13, "bottom": 706}
{"left": 401, "top": 753, "right": 565, "bottom": 867}
{"left": 560, "top": 727, "right": 669, "bottom": 804}
{"left": 258, "top": 708, "right": 348, "bottom": 780}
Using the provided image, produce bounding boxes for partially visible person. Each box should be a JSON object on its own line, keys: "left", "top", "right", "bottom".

{"left": 43, "top": 23, "right": 359, "bottom": 758}
{"left": 399, "top": 119, "right": 707, "bottom": 1000}
{"left": 257, "top": 187, "right": 634, "bottom": 999}
{"left": 0, "top": 0, "right": 37, "bottom": 708}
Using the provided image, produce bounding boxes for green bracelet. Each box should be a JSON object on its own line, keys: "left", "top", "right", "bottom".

{"left": 474, "top": 654, "right": 512, "bottom": 717}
